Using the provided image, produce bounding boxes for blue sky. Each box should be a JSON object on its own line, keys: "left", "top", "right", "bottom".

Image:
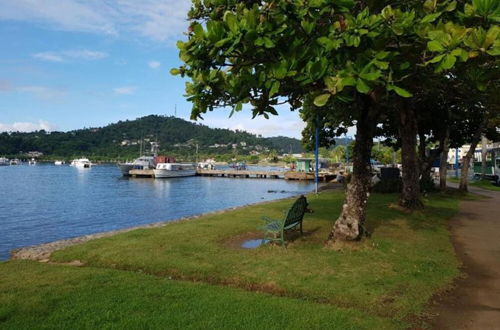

{"left": 0, "top": 0, "right": 305, "bottom": 138}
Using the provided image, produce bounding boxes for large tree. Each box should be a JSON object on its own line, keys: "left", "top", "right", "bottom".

{"left": 174, "top": 0, "right": 499, "bottom": 241}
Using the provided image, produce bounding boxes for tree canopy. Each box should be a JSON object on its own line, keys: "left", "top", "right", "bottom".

{"left": 174, "top": 0, "right": 499, "bottom": 241}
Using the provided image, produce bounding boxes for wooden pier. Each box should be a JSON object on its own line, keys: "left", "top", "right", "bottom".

{"left": 129, "top": 169, "right": 155, "bottom": 178}
{"left": 196, "top": 169, "right": 283, "bottom": 179}
{"left": 127, "top": 168, "right": 337, "bottom": 181}
{"left": 284, "top": 171, "right": 337, "bottom": 182}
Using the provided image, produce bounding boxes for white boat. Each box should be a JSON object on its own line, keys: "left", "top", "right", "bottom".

{"left": 154, "top": 163, "right": 197, "bottom": 178}
{"left": 70, "top": 158, "right": 92, "bottom": 168}
{"left": 54, "top": 160, "right": 65, "bottom": 165}
{"left": 0, "top": 157, "right": 9, "bottom": 166}
{"left": 28, "top": 158, "right": 37, "bottom": 165}
{"left": 198, "top": 159, "right": 216, "bottom": 170}
{"left": 9, "top": 159, "right": 21, "bottom": 165}
{"left": 118, "top": 156, "right": 155, "bottom": 176}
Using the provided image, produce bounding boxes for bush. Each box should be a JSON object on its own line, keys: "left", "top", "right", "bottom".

{"left": 372, "top": 178, "right": 402, "bottom": 193}
{"left": 420, "top": 176, "right": 438, "bottom": 193}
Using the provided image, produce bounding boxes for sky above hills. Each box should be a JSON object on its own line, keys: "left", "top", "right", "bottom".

{"left": 0, "top": 0, "right": 306, "bottom": 138}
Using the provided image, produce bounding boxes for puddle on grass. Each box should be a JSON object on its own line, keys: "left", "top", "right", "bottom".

{"left": 241, "top": 239, "right": 269, "bottom": 249}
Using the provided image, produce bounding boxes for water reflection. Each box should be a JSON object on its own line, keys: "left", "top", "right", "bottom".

{"left": 242, "top": 239, "right": 269, "bottom": 249}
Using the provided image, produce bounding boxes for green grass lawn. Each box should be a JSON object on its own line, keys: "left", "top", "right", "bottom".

{"left": 448, "top": 177, "right": 500, "bottom": 191}
{"left": 0, "top": 261, "right": 394, "bottom": 329}
{"left": 41, "top": 190, "right": 464, "bottom": 328}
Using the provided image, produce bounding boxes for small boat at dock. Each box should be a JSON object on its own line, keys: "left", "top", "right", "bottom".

{"left": 54, "top": 160, "right": 65, "bottom": 165}
{"left": 198, "top": 159, "right": 216, "bottom": 170}
{"left": 70, "top": 158, "right": 92, "bottom": 168}
{"left": 153, "top": 163, "right": 197, "bottom": 178}
{"left": 28, "top": 158, "right": 37, "bottom": 165}
{"left": 0, "top": 157, "right": 9, "bottom": 166}
{"left": 9, "top": 159, "right": 21, "bottom": 165}
{"left": 118, "top": 156, "right": 156, "bottom": 176}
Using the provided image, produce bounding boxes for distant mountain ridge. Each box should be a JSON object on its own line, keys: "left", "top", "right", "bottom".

{"left": 0, "top": 115, "right": 305, "bottom": 158}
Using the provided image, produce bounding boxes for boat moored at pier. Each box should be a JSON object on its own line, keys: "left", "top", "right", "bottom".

{"left": 118, "top": 156, "right": 156, "bottom": 176}
{"left": 70, "top": 158, "right": 92, "bottom": 168}
{"left": 153, "top": 163, "right": 197, "bottom": 178}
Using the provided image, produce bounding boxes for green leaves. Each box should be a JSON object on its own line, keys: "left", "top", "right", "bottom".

{"left": 313, "top": 93, "right": 331, "bottom": 107}
{"left": 440, "top": 54, "right": 457, "bottom": 70}
{"left": 229, "top": 102, "right": 243, "bottom": 118}
{"left": 388, "top": 85, "right": 413, "bottom": 98}
{"left": 355, "top": 79, "right": 370, "bottom": 93}
{"left": 269, "top": 81, "right": 280, "bottom": 97}
{"left": 423, "top": 0, "right": 437, "bottom": 13}
{"left": 175, "top": 0, "right": 498, "bottom": 127}
{"left": 316, "top": 37, "right": 342, "bottom": 51}
{"left": 223, "top": 12, "right": 239, "bottom": 34}
{"left": 464, "top": 0, "right": 500, "bottom": 22}
{"left": 301, "top": 20, "right": 315, "bottom": 34}
{"left": 428, "top": 40, "right": 445, "bottom": 52}
{"left": 421, "top": 12, "right": 441, "bottom": 24}
{"left": 464, "top": 26, "right": 500, "bottom": 55}
{"left": 423, "top": 21, "right": 488, "bottom": 72}
{"left": 359, "top": 71, "right": 381, "bottom": 81}
{"left": 255, "top": 37, "right": 275, "bottom": 48}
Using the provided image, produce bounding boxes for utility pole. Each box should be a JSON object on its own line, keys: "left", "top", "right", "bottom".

{"left": 481, "top": 135, "right": 488, "bottom": 179}
{"left": 315, "top": 115, "right": 319, "bottom": 194}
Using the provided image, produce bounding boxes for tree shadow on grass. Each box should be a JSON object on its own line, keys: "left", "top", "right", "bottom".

{"left": 363, "top": 192, "right": 459, "bottom": 235}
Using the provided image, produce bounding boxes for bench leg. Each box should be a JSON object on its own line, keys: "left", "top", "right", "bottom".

{"left": 300, "top": 222, "right": 303, "bottom": 235}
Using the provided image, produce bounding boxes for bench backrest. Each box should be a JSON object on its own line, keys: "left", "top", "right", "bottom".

{"left": 284, "top": 195, "right": 308, "bottom": 226}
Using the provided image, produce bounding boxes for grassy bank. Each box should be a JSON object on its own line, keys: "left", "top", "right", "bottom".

{"left": 448, "top": 177, "right": 500, "bottom": 191}
{"left": 41, "top": 190, "right": 464, "bottom": 328}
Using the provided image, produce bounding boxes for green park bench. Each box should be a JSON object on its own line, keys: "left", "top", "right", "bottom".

{"left": 260, "top": 195, "right": 311, "bottom": 246}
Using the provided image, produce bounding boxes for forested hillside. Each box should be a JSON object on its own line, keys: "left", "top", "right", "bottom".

{"left": 0, "top": 115, "right": 304, "bottom": 159}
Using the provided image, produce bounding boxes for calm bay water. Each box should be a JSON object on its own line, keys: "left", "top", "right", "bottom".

{"left": 0, "top": 164, "right": 315, "bottom": 260}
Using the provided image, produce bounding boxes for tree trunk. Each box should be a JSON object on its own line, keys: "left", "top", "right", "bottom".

{"left": 439, "top": 128, "right": 450, "bottom": 191}
{"left": 329, "top": 102, "right": 377, "bottom": 242}
{"left": 399, "top": 107, "right": 423, "bottom": 209}
{"left": 459, "top": 119, "right": 487, "bottom": 192}
{"left": 418, "top": 132, "right": 444, "bottom": 192}
{"left": 481, "top": 135, "right": 488, "bottom": 179}
{"left": 418, "top": 132, "right": 428, "bottom": 178}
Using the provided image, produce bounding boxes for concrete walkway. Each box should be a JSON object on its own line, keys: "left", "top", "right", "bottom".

{"left": 432, "top": 186, "right": 500, "bottom": 329}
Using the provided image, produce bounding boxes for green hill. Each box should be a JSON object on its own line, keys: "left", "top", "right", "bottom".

{"left": 0, "top": 115, "right": 304, "bottom": 159}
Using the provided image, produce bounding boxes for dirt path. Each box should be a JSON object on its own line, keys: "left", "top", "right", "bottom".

{"left": 431, "top": 186, "right": 500, "bottom": 329}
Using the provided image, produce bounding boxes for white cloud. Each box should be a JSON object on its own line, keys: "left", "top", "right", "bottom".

{"left": 0, "top": 120, "right": 57, "bottom": 132}
{"left": 32, "top": 52, "right": 64, "bottom": 62}
{"left": 63, "top": 49, "right": 108, "bottom": 60}
{"left": 17, "top": 86, "right": 66, "bottom": 102}
{"left": 33, "top": 49, "right": 108, "bottom": 62}
{"left": 0, "top": 0, "right": 116, "bottom": 35}
{"left": 0, "top": 81, "right": 66, "bottom": 102}
{"left": 0, "top": 0, "right": 191, "bottom": 43}
{"left": 113, "top": 86, "right": 137, "bottom": 95}
{"left": 187, "top": 110, "right": 306, "bottom": 139}
{"left": 148, "top": 61, "right": 161, "bottom": 69}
